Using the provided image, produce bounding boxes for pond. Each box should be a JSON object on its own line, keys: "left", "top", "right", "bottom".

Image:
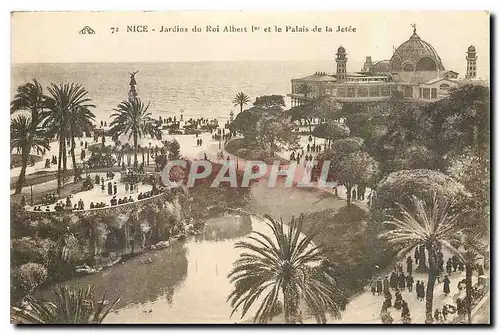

{"left": 45, "top": 214, "right": 272, "bottom": 324}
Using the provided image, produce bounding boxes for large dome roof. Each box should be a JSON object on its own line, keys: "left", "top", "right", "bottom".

{"left": 390, "top": 29, "right": 444, "bottom": 72}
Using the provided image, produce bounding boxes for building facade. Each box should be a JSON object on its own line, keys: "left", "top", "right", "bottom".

{"left": 288, "top": 26, "right": 484, "bottom": 106}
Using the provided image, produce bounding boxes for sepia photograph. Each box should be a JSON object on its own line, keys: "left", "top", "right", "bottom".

{"left": 9, "top": 11, "right": 490, "bottom": 324}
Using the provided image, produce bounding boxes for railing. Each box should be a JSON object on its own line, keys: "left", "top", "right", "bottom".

{"left": 25, "top": 190, "right": 177, "bottom": 217}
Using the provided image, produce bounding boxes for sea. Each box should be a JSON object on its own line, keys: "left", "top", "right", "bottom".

{"left": 11, "top": 61, "right": 332, "bottom": 124}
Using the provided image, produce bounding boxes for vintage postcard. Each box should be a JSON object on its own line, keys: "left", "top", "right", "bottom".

{"left": 10, "top": 11, "right": 490, "bottom": 324}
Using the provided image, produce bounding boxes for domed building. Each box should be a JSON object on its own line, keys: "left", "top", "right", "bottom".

{"left": 288, "top": 25, "right": 481, "bottom": 106}
{"left": 390, "top": 27, "right": 444, "bottom": 73}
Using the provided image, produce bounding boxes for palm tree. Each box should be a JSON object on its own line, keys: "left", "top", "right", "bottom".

{"left": 233, "top": 92, "right": 250, "bottom": 114}
{"left": 44, "top": 83, "right": 95, "bottom": 192}
{"left": 13, "top": 285, "right": 119, "bottom": 324}
{"left": 227, "top": 214, "right": 342, "bottom": 324}
{"left": 298, "top": 83, "right": 313, "bottom": 103}
{"left": 10, "top": 115, "right": 50, "bottom": 194}
{"left": 10, "top": 79, "right": 46, "bottom": 121}
{"left": 456, "top": 230, "right": 488, "bottom": 324}
{"left": 379, "top": 195, "right": 465, "bottom": 323}
{"left": 109, "top": 97, "right": 162, "bottom": 168}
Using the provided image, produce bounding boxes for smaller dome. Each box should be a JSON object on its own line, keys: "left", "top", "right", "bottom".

{"left": 337, "top": 46, "right": 346, "bottom": 53}
{"left": 468, "top": 45, "right": 476, "bottom": 52}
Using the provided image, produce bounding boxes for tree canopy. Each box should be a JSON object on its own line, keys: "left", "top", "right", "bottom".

{"left": 253, "top": 95, "right": 286, "bottom": 110}
{"left": 374, "top": 169, "right": 472, "bottom": 222}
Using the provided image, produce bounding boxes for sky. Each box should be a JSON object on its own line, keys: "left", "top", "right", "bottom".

{"left": 11, "top": 11, "right": 490, "bottom": 76}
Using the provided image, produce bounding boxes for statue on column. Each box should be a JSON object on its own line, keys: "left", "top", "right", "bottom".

{"left": 128, "top": 71, "right": 139, "bottom": 101}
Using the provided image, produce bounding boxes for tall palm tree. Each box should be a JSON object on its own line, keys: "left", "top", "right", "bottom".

{"left": 233, "top": 92, "right": 250, "bottom": 114}
{"left": 44, "top": 83, "right": 95, "bottom": 192}
{"left": 11, "top": 79, "right": 50, "bottom": 194}
{"left": 10, "top": 79, "right": 46, "bottom": 121}
{"left": 13, "top": 285, "right": 119, "bottom": 324}
{"left": 379, "top": 195, "right": 464, "bottom": 323}
{"left": 11, "top": 116, "right": 50, "bottom": 194}
{"left": 109, "top": 97, "right": 162, "bottom": 168}
{"left": 227, "top": 214, "right": 342, "bottom": 324}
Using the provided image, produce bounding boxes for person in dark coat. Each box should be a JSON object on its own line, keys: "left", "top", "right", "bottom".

{"left": 389, "top": 271, "right": 398, "bottom": 290}
{"left": 452, "top": 255, "right": 459, "bottom": 272}
{"left": 383, "top": 275, "right": 390, "bottom": 293}
{"left": 406, "top": 256, "right": 413, "bottom": 274}
{"left": 370, "top": 279, "right": 377, "bottom": 296}
{"left": 443, "top": 275, "right": 451, "bottom": 295}
{"left": 107, "top": 181, "right": 112, "bottom": 196}
{"left": 437, "top": 257, "right": 444, "bottom": 275}
{"left": 113, "top": 182, "right": 117, "bottom": 195}
{"left": 352, "top": 189, "right": 357, "bottom": 202}
{"left": 437, "top": 250, "right": 444, "bottom": 270}
{"left": 384, "top": 290, "right": 392, "bottom": 308}
{"left": 406, "top": 274, "right": 414, "bottom": 292}
{"left": 446, "top": 258, "right": 453, "bottom": 275}
{"left": 414, "top": 247, "right": 420, "bottom": 265}
{"left": 398, "top": 273, "right": 406, "bottom": 291}
{"left": 394, "top": 290, "right": 403, "bottom": 310}
{"left": 417, "top": 281, "right": 425, "bottom": 301}
{"left": 376, "top": 278, "right": 383, "bottom": 295}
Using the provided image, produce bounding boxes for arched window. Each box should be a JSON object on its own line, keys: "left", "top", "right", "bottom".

{"left": 439, "top": 83, "right": 450, "bottom": 90}
{"left": 391, "top": 57, "right": 402, "bottom": 71}
{"left": 416, "top": 57, "right": 437, "bottom": 71}
{"left": 402, "top": 63, "right": 415, "bottom": 72}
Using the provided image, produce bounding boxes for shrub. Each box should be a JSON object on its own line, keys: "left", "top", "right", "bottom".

{"left": 40, "top": 192, "right": 58, "bottom": 205}
{"left": 87, "top": 153, "right": 116, "bottom": 169}
{"left": 12, "top": 263, "right": 48, "bottom": 296}
{"left": 11, "top": 237, "right": 56, "bottom": 267}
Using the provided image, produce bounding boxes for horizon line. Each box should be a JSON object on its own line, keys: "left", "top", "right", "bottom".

{"left": 11, "top": 59, "right": 337, "bottom": 65}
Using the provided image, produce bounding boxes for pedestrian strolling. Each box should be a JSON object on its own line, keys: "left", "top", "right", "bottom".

{"left": 406, "top": 273, "right": 414, "bottom": 292}
{"left": 443, "top": 275, "right": 451, "bottom": 295}
{"left": 398, "top": 273, "right": 406, "bottom": 291}
{"left": 389, "top": 271, "right": 398, "bottom": 290}
{"left": 446, "top": 258, "right": 453, "bottom": 275}
{"left": 376, "top": 278, "right": 383, "bottom": 295}
{"left": 406, "top": 256, "right": 413, "bottom": 274}
{"left": 383, "top": 275, "right": 390, "bottom": 294}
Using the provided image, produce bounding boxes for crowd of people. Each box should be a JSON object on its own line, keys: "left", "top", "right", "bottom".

{"left": 370, "top": 245, "right": 487, "bottom": 324}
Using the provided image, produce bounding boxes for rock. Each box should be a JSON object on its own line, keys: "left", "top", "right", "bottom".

{"left": 155, "top": 240, "right": 170, "bottom": 249}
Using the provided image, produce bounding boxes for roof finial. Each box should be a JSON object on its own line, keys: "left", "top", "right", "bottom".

{"left": 411, "top": 23, "right": 417, "bottom": 34}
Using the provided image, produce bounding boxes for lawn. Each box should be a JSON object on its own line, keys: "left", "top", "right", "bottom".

{"left": 225, "top": 138, "right": 288, "bottom": 165}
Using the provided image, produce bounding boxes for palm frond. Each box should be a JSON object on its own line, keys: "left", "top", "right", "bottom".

{"left": 227, "top": 214, "right": 341, "bottom": 323}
